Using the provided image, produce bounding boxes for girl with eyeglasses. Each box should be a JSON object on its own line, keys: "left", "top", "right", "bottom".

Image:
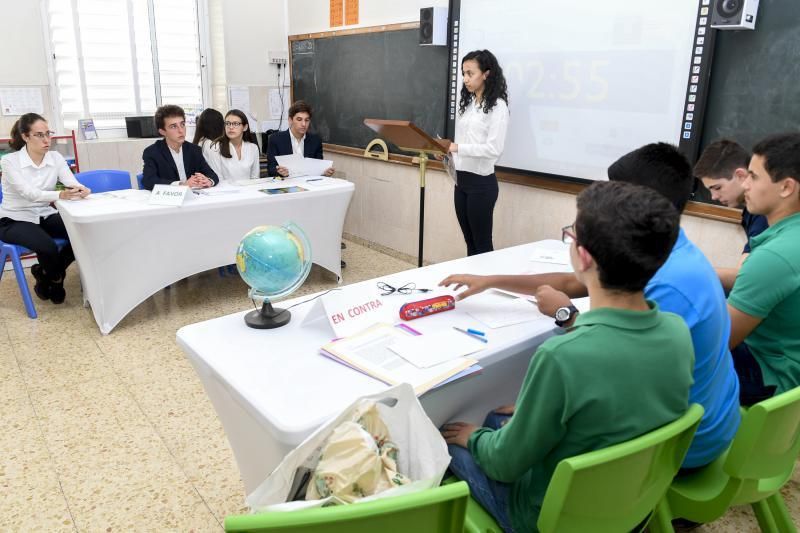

{"left": 207, "top": 109, "right": 261, "bottom": 182}
{"left": 0, "top": 113, "right": 90, "bottom": 304}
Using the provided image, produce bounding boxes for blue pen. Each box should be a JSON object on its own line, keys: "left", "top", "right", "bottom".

{"left": 453, "top": 326, "right": 488, "bottom": 343}
{"left": 467, "top": 328, "right": 485, "bottom": 336}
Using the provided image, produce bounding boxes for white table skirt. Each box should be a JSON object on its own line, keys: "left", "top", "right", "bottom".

{"left": 57, "top": 178, "right": 354, "bottom": 334}
{"left": 177, "top": 239, "right": 574, "bottom": 494}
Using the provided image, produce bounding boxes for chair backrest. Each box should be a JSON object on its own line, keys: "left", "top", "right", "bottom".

{"left": 224, "top": 481, "right": 469, "bottom": 533}
{"left": 136, "top": 172, "right": 144, "bottom": 190}
{"left": 75, "top": 169, "right": 131, "bottom": 193}
{"left": 723, "top": 386, "right": 800, "bottom": 501}
{"left": 537, "top": 404, "right": 704, "bottom": 533}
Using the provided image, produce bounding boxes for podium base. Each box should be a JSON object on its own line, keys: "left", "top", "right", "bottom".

{"left": 244, "top": 300, "right": 291, "bottom": 329}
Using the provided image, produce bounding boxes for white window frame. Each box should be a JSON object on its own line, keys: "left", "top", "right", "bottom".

{"left": 40, "top": 0, "right": 212, "bottom": 136}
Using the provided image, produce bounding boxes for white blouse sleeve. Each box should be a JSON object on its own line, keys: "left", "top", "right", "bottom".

{"left": 204, "top": 141, "right": 223, "bottom": 178}
{"left": 248, "top": 143, "right": 260, "bottom": 179}
{"left": 54, "top": 153, "right": 82, "bottom": 188}
{"left": 0, "top": 154, "right": 60, "bottom": 203}
{"left": 457, "top": 101, "right": 510, "bottom": 160}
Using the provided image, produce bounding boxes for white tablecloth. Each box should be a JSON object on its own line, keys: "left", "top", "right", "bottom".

{"left": 57, "top": 178, "right": 354, "bottom": 334}
{"left": 176, "top": 239, "right": 576, "bottom": 494}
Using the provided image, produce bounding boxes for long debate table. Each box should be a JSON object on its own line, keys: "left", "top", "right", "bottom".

{"left": 57, "top": 177, "right": 353, "bottom": 334}
{"left": 176, "top": 239, "right": 577, "bottom": 494}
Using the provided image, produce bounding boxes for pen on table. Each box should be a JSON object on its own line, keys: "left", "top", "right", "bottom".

{"left": 453, "top": 326, "right": 488, "bottom": 343}
{"left": 306, "top": 178, "right": 323, "bottom": 182}
{"left": 467, "top": 328, "right": 485, "bottom": 336}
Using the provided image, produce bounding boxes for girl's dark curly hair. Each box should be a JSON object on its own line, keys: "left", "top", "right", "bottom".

{"left": 458, "top": 50, "right": 508, "bottom": 115}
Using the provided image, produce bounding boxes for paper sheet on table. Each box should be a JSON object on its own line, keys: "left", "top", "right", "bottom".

{"left": 193, "top": 187, "right": 241, "bottom": 196}
{"left": 462, "top": 292, "right": 547, "bottom": 328}
{"left": 91, "top": 189, "right": 152, "bottom": 203}
{"left": 529, "top": 246, "right": 571, "bottom": 265}
{"left": 321, "top": 324, "right": 477, "bottom": 395}
{"left": 233, "top": 177, "right": 276, "bottom": 186}
{"left": 388, "top": 329, "right": 485, "bottom": 369}
{"left": 275, "top": 154, "right": 333, "bottom": 178}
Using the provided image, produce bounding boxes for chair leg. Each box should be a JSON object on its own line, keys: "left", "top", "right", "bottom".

{"left": 765, "top": 493, "right": 796, "bottom": 533}
{"left": 9, "top": 251, "right": 37, "bottom": 319}
{"left": 752, "top": 499, "right": 779, "bottom": 533}
{"left": 0, "top": 248, "right": 7, "bottom": 283}
{"left": 649, "top": 501, "right": 675, "bottom": 533}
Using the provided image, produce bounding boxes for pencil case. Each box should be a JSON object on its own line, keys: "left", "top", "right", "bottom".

{"left": 399, "top": 295, "right": 455, "bottom": 321}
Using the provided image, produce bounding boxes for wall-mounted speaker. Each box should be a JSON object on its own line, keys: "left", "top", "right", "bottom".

{"left": 420, "top": 7, "right": 448, "bottom": 46}
{"left": 710, "top": 0, "right": 760, "bottom": 30}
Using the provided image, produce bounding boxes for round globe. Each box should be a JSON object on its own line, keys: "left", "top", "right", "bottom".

{"left": 235, "top": 222, "right": 312, "bottom": 328}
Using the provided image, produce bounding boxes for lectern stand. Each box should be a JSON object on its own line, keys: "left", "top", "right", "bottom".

{"left": 363, "top": 119, "right": 447, "bottom": 267}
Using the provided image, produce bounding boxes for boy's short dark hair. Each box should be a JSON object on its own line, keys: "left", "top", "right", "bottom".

{"left": 693, "top": 139, "right": 750, "bottom": 180}
{"left": 288, "top": 100, "right": 313, "bottom": 119}
{"left": 752, "top": 132, "right": 800, "bottom": 185}
{"left": 576, "top": 181, "right": 680, "bottom": 293}
{"left": 154, "top": 104, "right": 186, "bottom": 130}
{"left": 607, "top": 143, "right": 693, "bottom": 213}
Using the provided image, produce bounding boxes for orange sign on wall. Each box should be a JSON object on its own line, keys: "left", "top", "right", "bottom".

{"left": 345, "top": 0, "right": 359, "bottom": 25}
{"left": 330, "top": 0, "right": 343, "bottom": 27}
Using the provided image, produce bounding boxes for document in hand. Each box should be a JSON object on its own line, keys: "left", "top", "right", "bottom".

{"left": 275, "top": 154, "right": 333, "bottom": 178}
{"left": 320, "top": 323, "right": 478, "bottom": 395}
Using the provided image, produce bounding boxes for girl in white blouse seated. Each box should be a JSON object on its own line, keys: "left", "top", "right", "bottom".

{"left": 447, "top": 49, "right": 510, "bottom": 256}
{"left": 0, "top": 113, "right": 90, "bottom": 304}
{"left": 192, "top": 107, "right": 225, "bottom": 166}
{"left": 208, "top": 109, "right": 261, "bottom": 182}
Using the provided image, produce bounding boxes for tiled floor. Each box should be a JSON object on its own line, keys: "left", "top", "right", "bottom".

{"left": 0, "top": 239, "right": 797, "bottom": 531}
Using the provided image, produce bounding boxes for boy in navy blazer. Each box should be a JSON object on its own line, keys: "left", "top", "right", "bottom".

{"left": 266, "top": 100, "right": 335, "bottom": 177}
{"left": 142, "top": 105, "right": 218, "bottom": 191}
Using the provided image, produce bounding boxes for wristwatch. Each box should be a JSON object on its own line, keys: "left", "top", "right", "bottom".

{"left": 554, "top": 305, "right": 579, "bottom": 327}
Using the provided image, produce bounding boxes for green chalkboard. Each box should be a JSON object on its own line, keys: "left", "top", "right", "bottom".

{"left": 290, "top": 29, "right": 449, "bottom": 152}
{"left": 701, "top": 0, "right": 800, "bottom": 150}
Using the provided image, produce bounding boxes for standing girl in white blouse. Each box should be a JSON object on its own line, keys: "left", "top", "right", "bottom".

{"left": 0, "top": 113, "right": 90, "bottom": 303}
{"left": 448, "top": 49, "right": 509, "bottom": 256}
{"left": 209, "top": 109, "right": 261, "bottom": 182}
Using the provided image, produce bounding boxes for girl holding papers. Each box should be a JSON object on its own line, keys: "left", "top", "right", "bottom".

{"left": 448, "top": 50, "right": 509, "bottom": 256}
{"left": 0, "top": 113, "right": 90, "bottom": 304}
{"left": 208, "top": 109, "right": 261, "bottom": 182}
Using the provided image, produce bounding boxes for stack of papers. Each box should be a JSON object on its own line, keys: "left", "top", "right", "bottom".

{"left": 388, "top": 329, "right": 485, "bottom": 368}
{"left": 275, "top": 154, "right": 333, "bottom": 178}
{"left": 321, "top": 323, "right": 480, "bottom": 395}
{"left": 460, "top": 291, "right": 547, "bottom": 328}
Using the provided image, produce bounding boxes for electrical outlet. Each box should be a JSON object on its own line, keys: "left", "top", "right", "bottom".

{"left": 268, "top": 50, "right": 288, "bottom": 65}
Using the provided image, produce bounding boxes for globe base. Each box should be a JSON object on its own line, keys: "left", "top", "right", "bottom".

{"left": 244, "top": 300, "right": 291, "bottom": 329}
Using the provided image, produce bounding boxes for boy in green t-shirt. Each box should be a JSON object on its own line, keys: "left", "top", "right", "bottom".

{"left": 441, "top": 181, "right": 694, "bottom": 533}
{"left": 727, "top": 133, "right": 800, "bottom": 404}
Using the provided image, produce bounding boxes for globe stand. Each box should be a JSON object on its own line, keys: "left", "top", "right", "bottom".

{"left": 245, "top": 299, "right": 291, "bottom": 329}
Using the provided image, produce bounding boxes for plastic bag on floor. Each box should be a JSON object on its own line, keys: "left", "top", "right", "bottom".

{"left": 246, "top": 383, "right": 450, "bottom": 512}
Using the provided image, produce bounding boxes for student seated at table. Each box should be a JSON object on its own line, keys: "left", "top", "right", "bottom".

{"left": 727, "top": 132, "right": 800, "bottom": 405}
{"left": 0, "top": 113, "right": 90, "bottom": 304}
{"left": 694, "top": 139, "right": 769, "bottom": 291}
{"left": 206, "top": 109, "right": 261, "bottom": 182}
{"left": 141, "top": 104, "right": 218, "bottom": 190}
{"left": 266, "top": 100, "right": 335, "bottom": 178}
{"left": 441, "top": 180, "right": 693, "bottom": 533}
{"left": 192, "top": 107, "right": 225, "bottom": 165}
{"left": 440, "top": 143, "right": 741, "bottom": 472}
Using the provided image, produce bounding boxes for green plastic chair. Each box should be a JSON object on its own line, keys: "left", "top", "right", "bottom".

{"left": 224, "top": 480, "right": 469, "bottom": 532}
{"left": 453, "top": 404, "right": 704, "bottom": 533}
{"left": 651, "top": 386, "right": 800, "bottom": 533}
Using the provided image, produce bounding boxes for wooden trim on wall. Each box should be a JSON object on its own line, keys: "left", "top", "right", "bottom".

{"left": 323, "top": 143, "right": 742, "bottom": 224}
{"left": 288, "top": 21, "right": 419, "bottom": 41}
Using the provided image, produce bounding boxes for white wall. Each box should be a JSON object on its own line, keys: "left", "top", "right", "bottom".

{"left": 287, "top": 0, "right": 448, "bottom": 35}
{"left": 0, "top": 0, "right": 54, "bottom": 135}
